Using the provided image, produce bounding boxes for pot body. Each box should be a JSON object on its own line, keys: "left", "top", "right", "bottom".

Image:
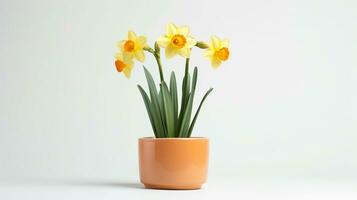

{"left": 138, "top": 137, "right": 209, "bottom": 190}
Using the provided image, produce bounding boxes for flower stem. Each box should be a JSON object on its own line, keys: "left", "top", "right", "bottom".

{"left": 154, "top": 53, "right": 164, "bottom": 82}
{"left": 143, "top": 46, "right": 164, "bottom": 82}
{"left": 185, "top": 57, "right": 190, "bottom": 76}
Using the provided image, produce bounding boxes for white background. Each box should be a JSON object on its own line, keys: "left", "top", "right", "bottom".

{"left": 1, "top": 0, "right": 357, "bottom": 199}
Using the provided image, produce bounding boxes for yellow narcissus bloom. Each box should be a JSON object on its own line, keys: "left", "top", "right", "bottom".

{"left": 157, "top": 23, "right": 196, "bottom": 58}
{"left": 115, "top": 52, "right": 134, "bottom": 78}
{"left": 204, "top": 36, "right": 230, "bottom": 68}
{"left": 118, "top": 31, "right": 147, "bottom": 62}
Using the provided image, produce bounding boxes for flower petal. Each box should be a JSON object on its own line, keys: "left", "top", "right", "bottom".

{"left": 123, "top": 67, "right": 132, "bottom": 78}
{"left": 204, "top": 49, "right": 214, "bottom": 57}
{"left": 115, "top": 51, "right": 123, "bottom": 60}
{"left": 117, "top": 40, "right": 126, "bottom": 50}
{"left": 136, "top": 36, "right": 147, "bottom": 47}
{"left": 165, "top": 45, "right": 177, "bottom": 58}
{"left": 186, "top": 36, "right": 197, "bottom": 48}
{"left": 123, "top": 61, "right": 134, "bottom": 78}
{"left": 157, "top": 36, "right": 170, "bottom": 48}
{"left": 211, "top": 58, "right": 222, "bottom": 69}
{"left": 128, "top": 30, "right": 137, "bottom": 40}
{"left": 178, "top": 47, "right": 190, "bottom": 58}
{"left": 135, "top": 50, "right": 145, "bottom": 62}
{"left": 221, "top": 39, "right": 229, "bottom": 48}
{"left": 166, "top": 23, "right": 177, "bottom": 36}
{"left": 211, "top": 36, "right": 221, "bottom": 49}
{"left": 178, "top": 25, "right": 189, "bottom": 36}
{"left": 122, "top": 51, "right": 134, "bottom": 61}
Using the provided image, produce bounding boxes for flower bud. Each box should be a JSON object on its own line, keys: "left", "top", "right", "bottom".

{"left": 154, "top": 42, "right": 160, "bottom": 54}
{"left": 195, "top": 41, "right": 209, "bottom": 49}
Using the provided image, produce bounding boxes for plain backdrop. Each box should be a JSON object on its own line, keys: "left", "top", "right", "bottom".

{"left": 0, "top": 0, "right": 356, "bottom": 184}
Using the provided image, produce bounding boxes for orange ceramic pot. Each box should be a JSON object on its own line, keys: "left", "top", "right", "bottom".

{"left": 139, "top": 137, "right": 209, "bottom": 190}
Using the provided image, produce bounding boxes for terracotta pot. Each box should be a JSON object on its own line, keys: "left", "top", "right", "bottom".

{"left": 138, "top": 137, "right": 209, "bottom": 190}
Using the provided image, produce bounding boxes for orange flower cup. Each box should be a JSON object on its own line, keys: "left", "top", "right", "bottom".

{"left": 139, "top": 137, "right": 209, "bottom": 190}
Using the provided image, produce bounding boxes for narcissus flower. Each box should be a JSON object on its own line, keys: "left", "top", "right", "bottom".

{"left": 115, "top": 52, "right": 134, "bottom": 78}
{"left": 118, "top": 31, "right": 147, "bottom": 62}
{"left": 204, "top": 36, "right": 230, "bottom": 68}
{"left": 157, "top": 23, "right": 196, "bottom": 58}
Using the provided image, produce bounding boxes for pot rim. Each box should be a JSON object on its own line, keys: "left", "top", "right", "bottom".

{"left": 139, "top": 137, "right": 208, "bottom": 141}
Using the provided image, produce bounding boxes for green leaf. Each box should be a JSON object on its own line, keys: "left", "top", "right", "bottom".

{"left": 186, "top": 75, "right": 191, "bottom": 101}
{"left": 161, "top": 82, "right": 175, "bottom": 137}
{"left": 143, "top": 66, "right": 165, "bottom": 137}
{"left": 170, "top": 72, "right": 178, "bottom": 136}
{"left": 179, "top": 74, "right": 188, "bottom": 115}
{"left": 137, "top": 85, "right": 157, "bottom": 137}
{"left": 178, "top": 67, "right": 198, "bottom": 137}
{"left": 191, "top": 67, "right": 198, "bottom": 95}
{"left": 158, "top": 88, "right": 167, "bottom": 137}
{"left": 178, "top": 93, "right": 193, "bottom": 137}
{"left": 178, "top": 74, "right": 190, "bottom": 136}
{"left": 180, "top": 67, "right": 198, "bottom": 137}
{"left": 188, "top": 88, "right": 214, "bottom": 137}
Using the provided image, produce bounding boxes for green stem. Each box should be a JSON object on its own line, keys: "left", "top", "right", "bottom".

{"left": 185, "top": 57, "right": 190, "bottom": 76}
{"left": 143, "top": 46, "right": 164, "bottom": 82}
{"left": 154, "top": 53, "right": 164, "bottom": 82}
{"left": 185, "top": 48, "right": 194, "bottom": 75}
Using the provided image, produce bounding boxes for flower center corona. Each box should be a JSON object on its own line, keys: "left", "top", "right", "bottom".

{"left": 124, "top": 40, "right": 135, "bottom": 52}
{"left": 171, "top": 34, "right": 186, "bottom": 49}
{"left": 216, "top": 47, "right": 229, "bottom": 61}
{"left": 115, "top": 60, "right": 126, "bottom": 72}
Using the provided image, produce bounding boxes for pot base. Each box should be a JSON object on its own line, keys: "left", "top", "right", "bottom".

{"left": 144, "top": 183, "right": 201, "bottom": 190}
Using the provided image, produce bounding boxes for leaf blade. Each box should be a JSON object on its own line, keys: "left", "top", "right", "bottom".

{"left": 191, "top": 67, "right": 198, "bottom": 95}
{"left": 178, "top": 93, "right": 193, "bottom": 137}
{"left": 158, "top": 88, "right": 167, "bottom": 137}
{"left": 188, "top": 88, "right": 214, "bottom": 137}
{"left": 170, "top": 72, "right": 178, "bottom": 136}
{"left": 161, "top": 82, "right": 175, "bottom": 137}
{"left": 178, "top": 74, "right": 190, "bottom": 136}
{"left": 143, "top": 66, "right": 166, "bottom": 137}
{"left": 178, "top": 67, "right": 197, "bottom": 137}
{"left": 137, "top": 85, "right": 157, "bottom": 137}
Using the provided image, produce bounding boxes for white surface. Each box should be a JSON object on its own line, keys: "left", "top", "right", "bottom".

{"left": 1, "top": 179, "right": 357, "bottom": 200}
{"left": 1, "top": 0, "right": 357, "bottom": 192}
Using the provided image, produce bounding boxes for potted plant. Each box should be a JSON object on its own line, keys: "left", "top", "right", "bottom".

{"left": 114, "top": 23, "right": 230, "bottom": 189}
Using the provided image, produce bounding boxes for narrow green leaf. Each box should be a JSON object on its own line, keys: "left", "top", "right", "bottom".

{"left": 137, "top": 85, "right": 157, "bottom": 137}
{"left": 179, "top": 74, "right": 188, "bottom": 116}
{"left": 178, "top": 93, "right": 193, "bottom": 137}
{"left": 186, "top": 75, "right": 191, "bottom": 100}
{"left": 178, "top": 74, "right": 190, "bottom": 136}
{"left": 191, "top": 67, "right": 198, "bottom": 95}
{"left": 188, "top": 88, "right": 214, "bottom": 137}
{"left": 170, "top": 72, "right": 178, "bottom": 136}
{"left": 143, "top": 66, "right": 165, "bottom": 137}
{"left": 158, "top": 88, "right": 167, "bottom": 137}
{"left": 161, "top": 82, "right": 175, "bottom": 137}
{"left": 178, "top": 68, "right": 197, "bottom": 137}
